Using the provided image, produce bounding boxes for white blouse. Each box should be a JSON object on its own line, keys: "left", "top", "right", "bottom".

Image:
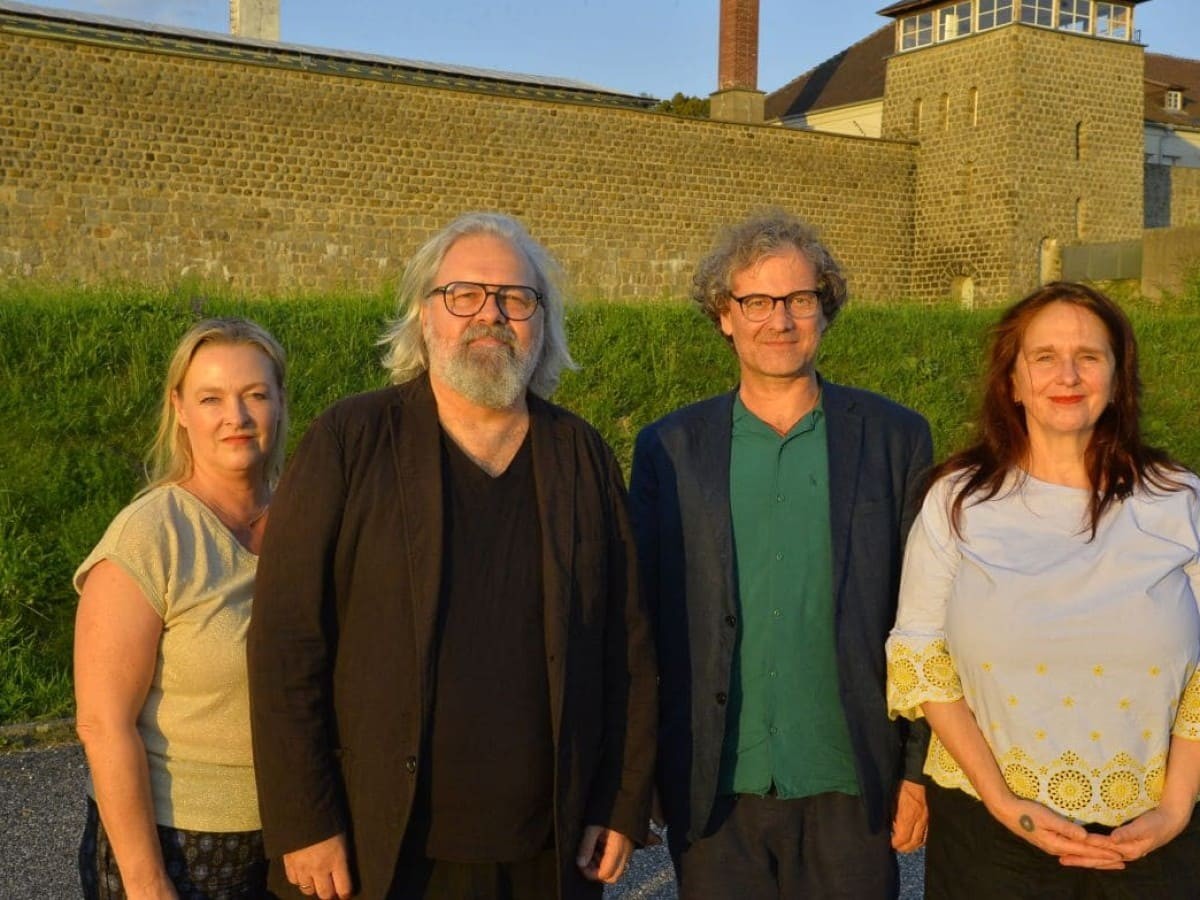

{"left": 887, "top": 470, "right": 1200, "bottom": 825}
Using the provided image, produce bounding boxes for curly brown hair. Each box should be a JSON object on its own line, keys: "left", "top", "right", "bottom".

{"left": 691, "top": 209, "right": 848, "bottom": 341}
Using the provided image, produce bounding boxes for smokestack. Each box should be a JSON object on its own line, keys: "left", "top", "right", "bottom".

{"left": 711, "top": 0, "right": 765, "bottom": 123}
{"left": 719, "top": 0, "right": 759, "bottom": 91}
{"left": 230, "top": 0, "right": 280, "bottom": 41}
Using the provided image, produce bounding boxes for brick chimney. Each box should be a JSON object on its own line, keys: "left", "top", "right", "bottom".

{"left": 230, "top": 0, "right": 280, "bottom": 41}
{"left": 710, "top": 0, "right": 765, "bottom": 123}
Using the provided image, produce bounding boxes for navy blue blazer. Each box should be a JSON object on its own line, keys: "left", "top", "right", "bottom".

{"left": 629, "top": 379, "right": 932, "bottom": 843}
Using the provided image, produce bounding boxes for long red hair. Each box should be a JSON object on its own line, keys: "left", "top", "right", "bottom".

{"left": 931, "top": 282, "right": 1188, "bottom": 538}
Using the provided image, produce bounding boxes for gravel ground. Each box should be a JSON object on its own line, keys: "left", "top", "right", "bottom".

{"left": 0, "top": 739, "right": 924, "bottom": 898}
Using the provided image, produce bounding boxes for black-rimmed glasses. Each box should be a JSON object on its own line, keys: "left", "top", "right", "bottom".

{"left": 429, "top": 281, "right": 543, "bottom": 321}
{"left": 730, "top": 290, "right": 822, "bottom": 322}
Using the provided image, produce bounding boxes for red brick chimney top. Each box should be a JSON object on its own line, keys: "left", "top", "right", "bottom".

{"left": 718, "top": 0, "right": 759, "bottom": 91}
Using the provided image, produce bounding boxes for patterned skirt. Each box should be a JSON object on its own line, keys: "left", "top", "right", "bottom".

{"left": 79, "top": 797, "right": 267, "bottom": 899}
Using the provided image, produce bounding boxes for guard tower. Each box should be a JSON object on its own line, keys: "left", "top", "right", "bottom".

{"left": 878, "top": 0, "right": 1148, "bottom": 303}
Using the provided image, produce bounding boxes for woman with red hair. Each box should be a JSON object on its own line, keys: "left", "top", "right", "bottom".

{"left": 888, "top": 282, "right": 1200, "bottom": 897}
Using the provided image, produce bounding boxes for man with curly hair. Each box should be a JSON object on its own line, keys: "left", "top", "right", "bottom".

{"left": 630, "top": 210, "right": 931, "bottom": 898}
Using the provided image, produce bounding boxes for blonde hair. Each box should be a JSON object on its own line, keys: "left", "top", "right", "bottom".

{"left": 145, "top": 317, "right": 289, "bottom": 489}
{"left": 379, "top": 212, "right": 577, "bottom": 397}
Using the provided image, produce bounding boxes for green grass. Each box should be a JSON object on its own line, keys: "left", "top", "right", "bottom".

{"left": 2, "top": 280, "right": 1199, "bottom": 724}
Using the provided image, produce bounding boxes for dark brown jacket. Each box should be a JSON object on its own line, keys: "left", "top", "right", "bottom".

{"left": 248, "top": 375, "right": 656, "bottom": 899}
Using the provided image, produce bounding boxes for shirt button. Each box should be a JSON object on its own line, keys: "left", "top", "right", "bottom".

{"left": 776, "top": 493, "right": 784, "bottom": 502}
{"left": 775, "top": 552, "right": 783, "bottom": 561}
{"left": 725, "top": 615, "right": 737, "bottom": 628}
{"left": 769, "top": 670, "right": 777, "bottom": 678}
{"left": 715, "top": 692, "right": 728, "bottom": 705}
{"left": 769, "top": 726, "right": 778, "bottom": 736}
{"left": 773, "top": 609, "right": 782, "bottom": 618}
{"left": 405, "top": 756, "right": 417, "bottom": 774}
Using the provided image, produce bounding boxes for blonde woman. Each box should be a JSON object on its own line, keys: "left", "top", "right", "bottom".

{"left": 74, "top": 318, "right": 287, "bottom": 898}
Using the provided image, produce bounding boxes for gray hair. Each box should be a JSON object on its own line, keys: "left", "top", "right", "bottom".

{"left": 146, "top": 317, "right": 288, "bottom": 489}
{"left": 379, "top": 212, "right": 577, "bottom": 397}
{"left": 692, "top": 209, "right": 848, "bottom": 339}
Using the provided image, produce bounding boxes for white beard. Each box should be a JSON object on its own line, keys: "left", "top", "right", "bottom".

{"left": 424, "top": 320, "right": 543, "bottom": 409}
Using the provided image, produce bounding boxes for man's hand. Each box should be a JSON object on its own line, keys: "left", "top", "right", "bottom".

{"left": 576, "top": 825, "right": 634, "bottom": 884}
{"left": 891, "top": 779, "right": 929, "bottom": 852}
{"left": 283, "top": 833, "right": 353, "bottom": 899}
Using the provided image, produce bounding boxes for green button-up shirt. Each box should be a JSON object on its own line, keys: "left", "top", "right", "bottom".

{"left": 718, "top": 395, "right": 860, "bottom": 799}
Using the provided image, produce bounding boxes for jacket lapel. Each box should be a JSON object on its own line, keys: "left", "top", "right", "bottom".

{"left": 530, "top": 395, "right": 571, "bottom": 747}
{"left": 689, "top": 392, "right": 735, "bottom": 583}
{"left": 822, "top": 381, "right": 862, "bottom": 613}
{"left": 389, "top": 375, "right": 445, "bottom": 708}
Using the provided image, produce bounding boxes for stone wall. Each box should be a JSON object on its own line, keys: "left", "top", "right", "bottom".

{"left": 0, "top": 21, "right": 917, "bottom": 301}
{"left": 1143, "top": 225, "right": 1200, "bottom": 299}
{"left": 882, "top": 26, "right": 1144, "bottom": 304}
{"left": 1173, "top": 168, "right": 1200, "bottom": 229}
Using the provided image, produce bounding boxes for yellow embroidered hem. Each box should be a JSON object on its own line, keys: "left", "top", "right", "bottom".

{"left": 886, "top": 636, "right": 964, "bottom": 720}
{"left": 925, "top": 738, "right": 1169, "bottom": 826}
{"left": 1173, "top": 667, "right": 1200, "bottom": 739}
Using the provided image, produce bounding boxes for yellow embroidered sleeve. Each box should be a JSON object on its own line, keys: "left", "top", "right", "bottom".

{"left": 886, "top": 636, "right": 964, "bottom": 720}
{"left": 1171, "top": 666, "right": 1200, "bottom": 740}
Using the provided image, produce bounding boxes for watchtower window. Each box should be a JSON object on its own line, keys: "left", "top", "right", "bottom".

{"left": 896, "top": 0, "right": 1134, "bottom": 52}
{"left": 900, "top": 11, "right": 935, "bottom": 50}
{"left": 1058, "top": 0, "right": 1091, "bottom": 33}
{"left": 1020, "top": 0, "right": 1054, "bottom": 27}
{"left": 979, "top": 0, "right": 1015, "bottom": 31}
{"left": 1095, "top": 2, "right": 1130, "bottom": 39}
{"left": 1166, "top": 90, "right": 1183, "bottom": 112}
{"left": 940, "top": 2, "right": 974, "bottom": 40}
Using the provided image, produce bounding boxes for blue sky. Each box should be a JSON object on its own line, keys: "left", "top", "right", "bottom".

{"left": 20, "top": 0, "right": 1200, "bottom": 99}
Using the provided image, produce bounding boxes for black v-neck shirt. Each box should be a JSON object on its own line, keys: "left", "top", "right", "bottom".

{"left": 420, "top": 429, "right": 553, "bottom": 862}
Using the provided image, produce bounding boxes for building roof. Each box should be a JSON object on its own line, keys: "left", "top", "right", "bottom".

{"left": 765, "top": 25, "right": 891, "bottom": 122}
{"left": 0, "top": 1, "right": 655, "bottom": 108}
{"left": 1145, "top": 53, "right": 1200, "bottom": 130}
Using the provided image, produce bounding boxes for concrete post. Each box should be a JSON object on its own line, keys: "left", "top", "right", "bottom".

{"left": 230, "top": 0, "right": 280, "bottom": 41}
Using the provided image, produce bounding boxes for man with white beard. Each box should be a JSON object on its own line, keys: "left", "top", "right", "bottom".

{"left": 247, "top": 213, "right": 657, "bottom": 900}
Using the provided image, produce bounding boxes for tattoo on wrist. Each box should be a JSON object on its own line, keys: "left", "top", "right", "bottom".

{"left": 1019, "top": 814, "right": 1035, "bottom": 833}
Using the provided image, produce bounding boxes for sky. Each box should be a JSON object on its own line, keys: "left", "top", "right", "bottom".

{"left": 18, "top": 0, "right": 1200, "bottom": 99}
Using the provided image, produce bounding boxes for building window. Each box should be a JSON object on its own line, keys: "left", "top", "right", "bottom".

{"left": 900, "top": 12, "right": 935, "bottom": 50}
{"left": 1058, "top": 0, "right": 1091, "bottom": 33}
{"left": 1075, "top": 121, "right": 1084, "bottom": 160}
{"left": 1076, "top": 197, "right": 1085, "bottom": 239}
{"left": 1095, "top": 2, "right": 1131, "bottom": 39}
{"left": 979, "top": 0, "right": 1015, "bottom": 31}
{"left": 942, "top": 93, "right": 951, "bottom": 129}
{"left": 913, "top": 98, "right": 924, "bottom": 135}
{"left": 970, "top": 87, "right": 980, "bottom": 126}
{"left": 1166, "top": 89, "right": 1183, "bottom": 111}
{"left": 940, "top": 2, "right": 974, "bottom": 40}
{"left": 1020, "top": 0, "right": 1054, "bottom": 27}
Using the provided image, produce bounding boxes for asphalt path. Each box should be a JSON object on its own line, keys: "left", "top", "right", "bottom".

{"left": 0, "top": 740, "right": 924, "bottom": 898}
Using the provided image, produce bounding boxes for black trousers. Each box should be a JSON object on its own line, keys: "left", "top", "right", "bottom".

{"left": 926, "top": 784, "right": 1200, "bottom": 900}
{"left": 387, "top": 826, "right": 559, "bottom": 900}
{"left": 668, "top": 791, "right": 898, "bottom": 900}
